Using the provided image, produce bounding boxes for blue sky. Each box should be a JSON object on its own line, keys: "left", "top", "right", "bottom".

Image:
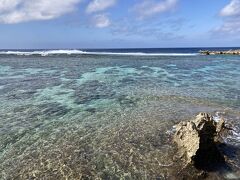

{"left": 0, "top": 0, "right": 239, "bottom": 49}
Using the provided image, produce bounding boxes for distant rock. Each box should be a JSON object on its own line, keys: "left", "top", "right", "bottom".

{"left": 200, "top": 50, "right": 240, "bottom": 55}
{"left": 173, "top": 113, "right": 226, "bottom": 169}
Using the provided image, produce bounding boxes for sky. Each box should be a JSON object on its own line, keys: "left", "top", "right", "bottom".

{"left": 0, "top": 0, "right": 239, "bottom": 49}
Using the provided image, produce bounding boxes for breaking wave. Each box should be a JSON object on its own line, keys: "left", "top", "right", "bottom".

{"left": 0, "top": 50, "right": 199, "bottom": 57}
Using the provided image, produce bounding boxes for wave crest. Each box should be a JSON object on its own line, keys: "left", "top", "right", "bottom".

{"left": 0, "top": 50, "right": 198, "bottom": 56}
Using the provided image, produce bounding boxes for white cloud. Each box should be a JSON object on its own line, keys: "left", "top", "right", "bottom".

{"left": 213, "top": 20, "right": 240, "bottom": 35}
{"left": 91, "top": 14, "right": 110, "bottom": 28}
{"left": 133, "top": 0, "right": 178, "bottom": 19}
{"left": 0, "top": 0, "right": 82, "bottom": 24}
{"left": 86, "top": 0, "right": 116, "bottom": 14}
{"left": 0, "top": 0, "right": 21, "bottom": 12}
{"left": 220, "top": 0, "right": 240, "bottom": 17}
{"left": 213, "top": 0, "right": 240, "bottom": 36}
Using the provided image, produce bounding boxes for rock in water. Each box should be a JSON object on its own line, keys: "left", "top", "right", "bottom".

{"left": 174, "top": 113, "right": 225, "bottom": 169}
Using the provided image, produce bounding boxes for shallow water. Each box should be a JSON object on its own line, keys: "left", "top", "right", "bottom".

{"left": 0, "top": 52, "right": 240, "bottom": 179}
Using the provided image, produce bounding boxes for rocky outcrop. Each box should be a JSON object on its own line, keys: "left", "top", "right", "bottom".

{"left": 174, "top": 113, "right": 226, "bottom": 169}
{"left": 200, "top": 50, "right": 240, "bottom": 55}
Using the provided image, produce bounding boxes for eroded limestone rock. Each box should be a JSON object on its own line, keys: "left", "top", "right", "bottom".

{"left": 200, "top": 49, "right": 240, "bottom": 55}
{"left": 174, "top": 113, "right": 226, "bottom": 168}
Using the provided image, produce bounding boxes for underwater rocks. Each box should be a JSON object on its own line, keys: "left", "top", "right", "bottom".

{"left": 25, "top": 102, "right": 70, "bottom": 119}
{"left": 200, "top": 50, "right": 240, "bottom": 55}
{"left": 74, "top": 80, "right": 115, "bottom": 104}
{"left": 174, "top": 113, "right": 226, "bottom": 169}
{"left": 117, "top": 95, "right": 139, "bottom": 107}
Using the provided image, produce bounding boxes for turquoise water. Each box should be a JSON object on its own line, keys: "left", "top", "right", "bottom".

{"left": 0, "top": 52, "right": 240, "bottom": 179}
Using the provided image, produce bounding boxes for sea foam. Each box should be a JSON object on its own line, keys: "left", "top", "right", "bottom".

{"left": 0, "top": 50, "right": 198, "bottom": 57}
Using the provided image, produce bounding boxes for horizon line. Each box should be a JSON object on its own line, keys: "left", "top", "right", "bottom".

{"left": 0, "top": 46, "right": 240, "bottom": 50}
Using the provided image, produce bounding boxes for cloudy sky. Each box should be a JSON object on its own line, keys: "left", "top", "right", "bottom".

{"left": 0, "top": 0, "right": 239, "bottom": 49}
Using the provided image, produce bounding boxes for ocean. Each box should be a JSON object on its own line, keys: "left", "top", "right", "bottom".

{"left": 0, "top": 48, "right": 239, "bottom": 179}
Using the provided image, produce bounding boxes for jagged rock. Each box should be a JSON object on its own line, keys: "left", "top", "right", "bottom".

{"left": 216, "top": 119, "right": 225, "bottom": 134}
{"left": 174, "top": 113, "right": 225, "bottom": 169}
{"left": 200, "top": 49, "right": 240, "bottom": 55}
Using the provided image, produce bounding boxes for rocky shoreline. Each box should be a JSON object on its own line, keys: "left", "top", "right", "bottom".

{"left": 173, "top": 113, "right": 236, "bottom": 179}
{"left": 174, "top": 113, "right": 226, "bottom": 168}
{"left": 200, "top": 49, "right": 240, "bottom": 55}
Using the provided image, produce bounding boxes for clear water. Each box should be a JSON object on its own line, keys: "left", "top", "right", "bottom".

{"left": 0, "top": 49, "right": 240, "bottom": 179}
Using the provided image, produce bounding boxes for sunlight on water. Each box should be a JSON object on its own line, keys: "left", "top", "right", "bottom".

{"left": 0, "top": 54, "right": 240, "bottom": 179}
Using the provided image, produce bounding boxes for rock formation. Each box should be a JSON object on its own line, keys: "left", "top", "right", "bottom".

{"left": 174, "top": 113, "right": 226, "bottom": 169}
{"left": 200, "top": 50, "right": 240, "bottom": 55}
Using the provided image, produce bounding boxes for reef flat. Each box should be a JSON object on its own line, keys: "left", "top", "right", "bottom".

{"left": 0, "top": 49, "right": 240, "bottom": 179}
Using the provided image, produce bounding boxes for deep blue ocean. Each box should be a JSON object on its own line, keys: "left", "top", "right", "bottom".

{"left": 0, "top": 48, "right": 239, "bottom": 179}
